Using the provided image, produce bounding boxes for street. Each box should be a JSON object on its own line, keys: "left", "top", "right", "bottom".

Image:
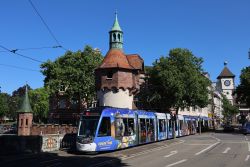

{"left": 1, "top": 132, "right": 250, "bottom": 167}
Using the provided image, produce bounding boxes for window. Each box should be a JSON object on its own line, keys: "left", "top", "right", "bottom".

{"left": 26, "top": 119, "right": 28, "bottom": 126}
{"left": 71, "top": 98, "right": 78, "bottom": 110}
{"left": 98, "top": 117, "right": 111, "bottom": 137}
{"left": 59, "top": 99, "right": 66, "bottom": 109}
{"left": 21, "top": 119, "right": 23, "bottom": 126}
{"left": 115, "top": 118, "right": 135, "bottom": 137}
{"left": 179, "top": 120, "right": 183, "bottom": 130}
{"left": 107, "top": 71, "right": 113, "bottom": 79}
{"left": 159, "top": 119, "right": 166, "bottom": 132}
{"left": 113, "top": 33, "right": 116, "bottom": 41}
{"left": 118, "top": 34, "right": 121, "bottom": 41}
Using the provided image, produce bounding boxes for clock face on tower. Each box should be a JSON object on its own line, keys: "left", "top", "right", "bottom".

{"left": 224, "top": 80, "right": 231, "bottom": 86}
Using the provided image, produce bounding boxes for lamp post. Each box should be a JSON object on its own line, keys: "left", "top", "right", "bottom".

{"left": 199, "top": 114, "right": 202, "bottom": 135}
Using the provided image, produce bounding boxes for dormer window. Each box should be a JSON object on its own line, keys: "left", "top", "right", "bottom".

{"left": 107, "top": 71, "right": 113, "bottom": 80}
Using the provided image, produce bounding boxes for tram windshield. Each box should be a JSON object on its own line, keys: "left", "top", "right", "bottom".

{"left": 78, "top": 116, "right": 99, "bottom": 137}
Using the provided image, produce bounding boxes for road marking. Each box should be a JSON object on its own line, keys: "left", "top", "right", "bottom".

{"left": 245, "top": 155, "right": 250, "bottom": 162}
{"left": 164, "top": 150, "right": 178, "bottom": 158}
{"left": 184, "top": 143, "right": 211, "bottom": 146}
{"left": 210, "top": 135, "right": 221, "bottom": 142}
{"left": 222, "top": 147, "right": 231, "bottom": 154}
{"left": 122, "top": 140, "right": 184, "bottom": 160}
{"left": 248, "top": 142, "right": 250, "bottom": 152}
{"left": 195, "top": 142, "right": 220, "bottom": 156}
{"left": 245, "top": 136, "right": 248, "bottom": 141}
{"left": 165, "top": 159, "right": 187, "bottom": 167}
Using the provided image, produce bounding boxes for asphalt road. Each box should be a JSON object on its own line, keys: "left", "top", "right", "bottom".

{"left": 1, "top": 133, "right": 250, "bottom": 167}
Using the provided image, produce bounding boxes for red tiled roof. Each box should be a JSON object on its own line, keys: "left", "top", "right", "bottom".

{"left": 126, "top": 54, "right": 143, "bottom": 70}
{"left": 98, "top": 49, "right": 134, "bottom": 69}
{"left": 217, "top": 66, "right": 235, "bottom": 79}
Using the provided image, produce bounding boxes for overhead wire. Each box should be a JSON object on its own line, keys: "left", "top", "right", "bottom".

{"left": 0, "top": 63, "right": 40, "bottom": 72}
{"left": 0, "top": 45, "right": 43, "bottom": 63}
{"left": 0, "top": 45, "right": 62, "bottom": 53}
{"left": 28, "top": 0, "right": 68, "bottom": 51}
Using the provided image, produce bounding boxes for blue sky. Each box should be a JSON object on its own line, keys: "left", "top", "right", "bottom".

{"left": 0, "top": 0, "right": 250, "bottom": 94}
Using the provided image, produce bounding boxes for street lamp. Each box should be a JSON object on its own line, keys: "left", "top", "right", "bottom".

{"left": 199, "top": 114, "right": 202, "bottom": 135}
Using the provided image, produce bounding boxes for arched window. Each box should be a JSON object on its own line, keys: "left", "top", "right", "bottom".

{"left": 113, "top": 33, "right": 116, "bottom": 41}
{"left": 118, "top": 33, "right": 121, "bottom": 41}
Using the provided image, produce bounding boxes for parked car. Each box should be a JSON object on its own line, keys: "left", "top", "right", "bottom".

{"left": 242, "top": 122, "right": 250, "bottom": 135}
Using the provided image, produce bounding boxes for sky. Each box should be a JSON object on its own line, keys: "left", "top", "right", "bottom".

{"left": 0, "top": 0, "right": 250, "bottom": 94}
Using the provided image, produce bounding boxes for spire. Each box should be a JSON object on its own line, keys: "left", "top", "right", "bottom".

{"left": 109, "top": 11, "right": 123, "bottom": 50}
{"left": 111, "top": 11, "right": 122, "bottom": 31}
{"left": 18, "top": 85, "right": 32, "bottom": 113}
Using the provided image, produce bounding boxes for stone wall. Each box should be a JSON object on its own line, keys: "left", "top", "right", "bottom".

{"left": 30, "top": 124, "right": 77, "bottom": 135}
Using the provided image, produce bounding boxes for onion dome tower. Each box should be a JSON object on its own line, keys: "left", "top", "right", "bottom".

{"left": 17, "top": 85, "right": 33, "bottom": 136}
{"left": 95, "top": 13, "right": 144, "bottom": 109}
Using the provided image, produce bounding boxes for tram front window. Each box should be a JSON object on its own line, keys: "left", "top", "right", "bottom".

{"left": 78, "top": 116, "right": 99, "bottom": 138}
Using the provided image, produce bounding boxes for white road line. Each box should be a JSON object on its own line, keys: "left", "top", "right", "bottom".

{"left": 122, "top": 140, "right": 184, "bottom": 161}
{"left": 184, "top": 144, "right": 211, "bottom": 146}
{"left": 210, "top": 135, "right": 221, "bottom": 142}
{"left": 245, "top": 155, "right": 250, "bottom": 162}
{"left": 165, "top": 159, "right": 187, "bottom": 167}
{"left": 222, "top": 147, "right": 231, "bottom": 154}
{"left": 164, "top": 150, "right": 178, "bottom": 158}
{"left": 195, "top": 142, "right": 220, "bottom": 156}
{"left": 245, "top": 136, "right": 248, "bottom": 141}
{"left": 248, "top": 142, "right": 250, "bottom": 152}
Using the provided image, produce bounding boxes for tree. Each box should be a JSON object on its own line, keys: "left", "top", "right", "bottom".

{"left": 236, "top": 66, "right": 250, "bottom": 107}
{"left": 146, "top": 48, "right": 210, "bottom": 137}
{"left": 41, "top": 45, "right": 103, "bottom": 107}
{"left": 222, "top": 95, "right": 239, "bottom": 124}
{"left": 0, "top": 93, "right": 10, "bottom": 118}
{"left": 148, "top": 48, "right": 210, "bottom": 112}
{"left": 29, "top": 88, "right": 49, "bottom": 123}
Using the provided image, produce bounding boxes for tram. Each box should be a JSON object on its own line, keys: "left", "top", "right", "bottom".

{"left": 76, "top": 107, "right": 198, "bottom": 152}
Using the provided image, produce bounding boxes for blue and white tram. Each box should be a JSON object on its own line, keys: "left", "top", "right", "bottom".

{"left": 76, "top": 107, "right": 195, "bottom": 152}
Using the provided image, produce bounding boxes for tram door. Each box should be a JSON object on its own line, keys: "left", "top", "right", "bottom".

{"left": 139, "top": 118, "right": 155, "bottom": 144}
{"left": 139, "top": 118, "right": 147, "bottom": 143}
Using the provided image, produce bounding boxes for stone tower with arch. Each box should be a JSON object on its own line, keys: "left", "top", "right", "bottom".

{"left": 95, "top": 13, "right": 144, "bottom": 109}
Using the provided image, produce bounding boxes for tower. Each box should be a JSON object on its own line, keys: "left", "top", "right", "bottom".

{"left": 17, "top": 85, "right": 33, "bottom": 136}
{"left": 109, "top": 12, "right": 123, "bottom": 50}
{"left": 95, "top": 13, "right": 144, "bottom": 109}
{"left": 217, "top": 62, "right": 235, "bottom": 104}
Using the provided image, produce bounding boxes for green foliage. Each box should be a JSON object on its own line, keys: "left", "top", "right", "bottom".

{"left": 29, "top": 88, "right": 49, "bottom": 123}
{"left": 0, "top": 93, "right": 10, "bottom": 118}
{"left": 146, "top": 48, "right": 210, "bottom": 112}
{"left": 222, "top": 95, "right": 239, "bottom": 123}
{"left": 41, "top": 45, "right": 103, "bottom": 105}
{"left": 236, "top": 66, "right": 250, "bottom": 107}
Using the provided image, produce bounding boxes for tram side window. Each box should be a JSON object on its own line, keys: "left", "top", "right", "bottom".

{"left": 140, "top": 119, "right": 146, "bottom": 135}
{"left": 159, "top": 119, "right": 166, "bottom": 132}
{"left": 98, "top": 117, "right": 111, "bottom": 137}
{"left": 179, "top": 120, "right": 183, "bottom": 130}
{"left": 115, "top": 118, "right": 135, "bottom": 137}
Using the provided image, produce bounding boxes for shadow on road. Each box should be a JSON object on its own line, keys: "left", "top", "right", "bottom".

{"left": 0, "top": 151, "right": 129, "bottom": 167}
